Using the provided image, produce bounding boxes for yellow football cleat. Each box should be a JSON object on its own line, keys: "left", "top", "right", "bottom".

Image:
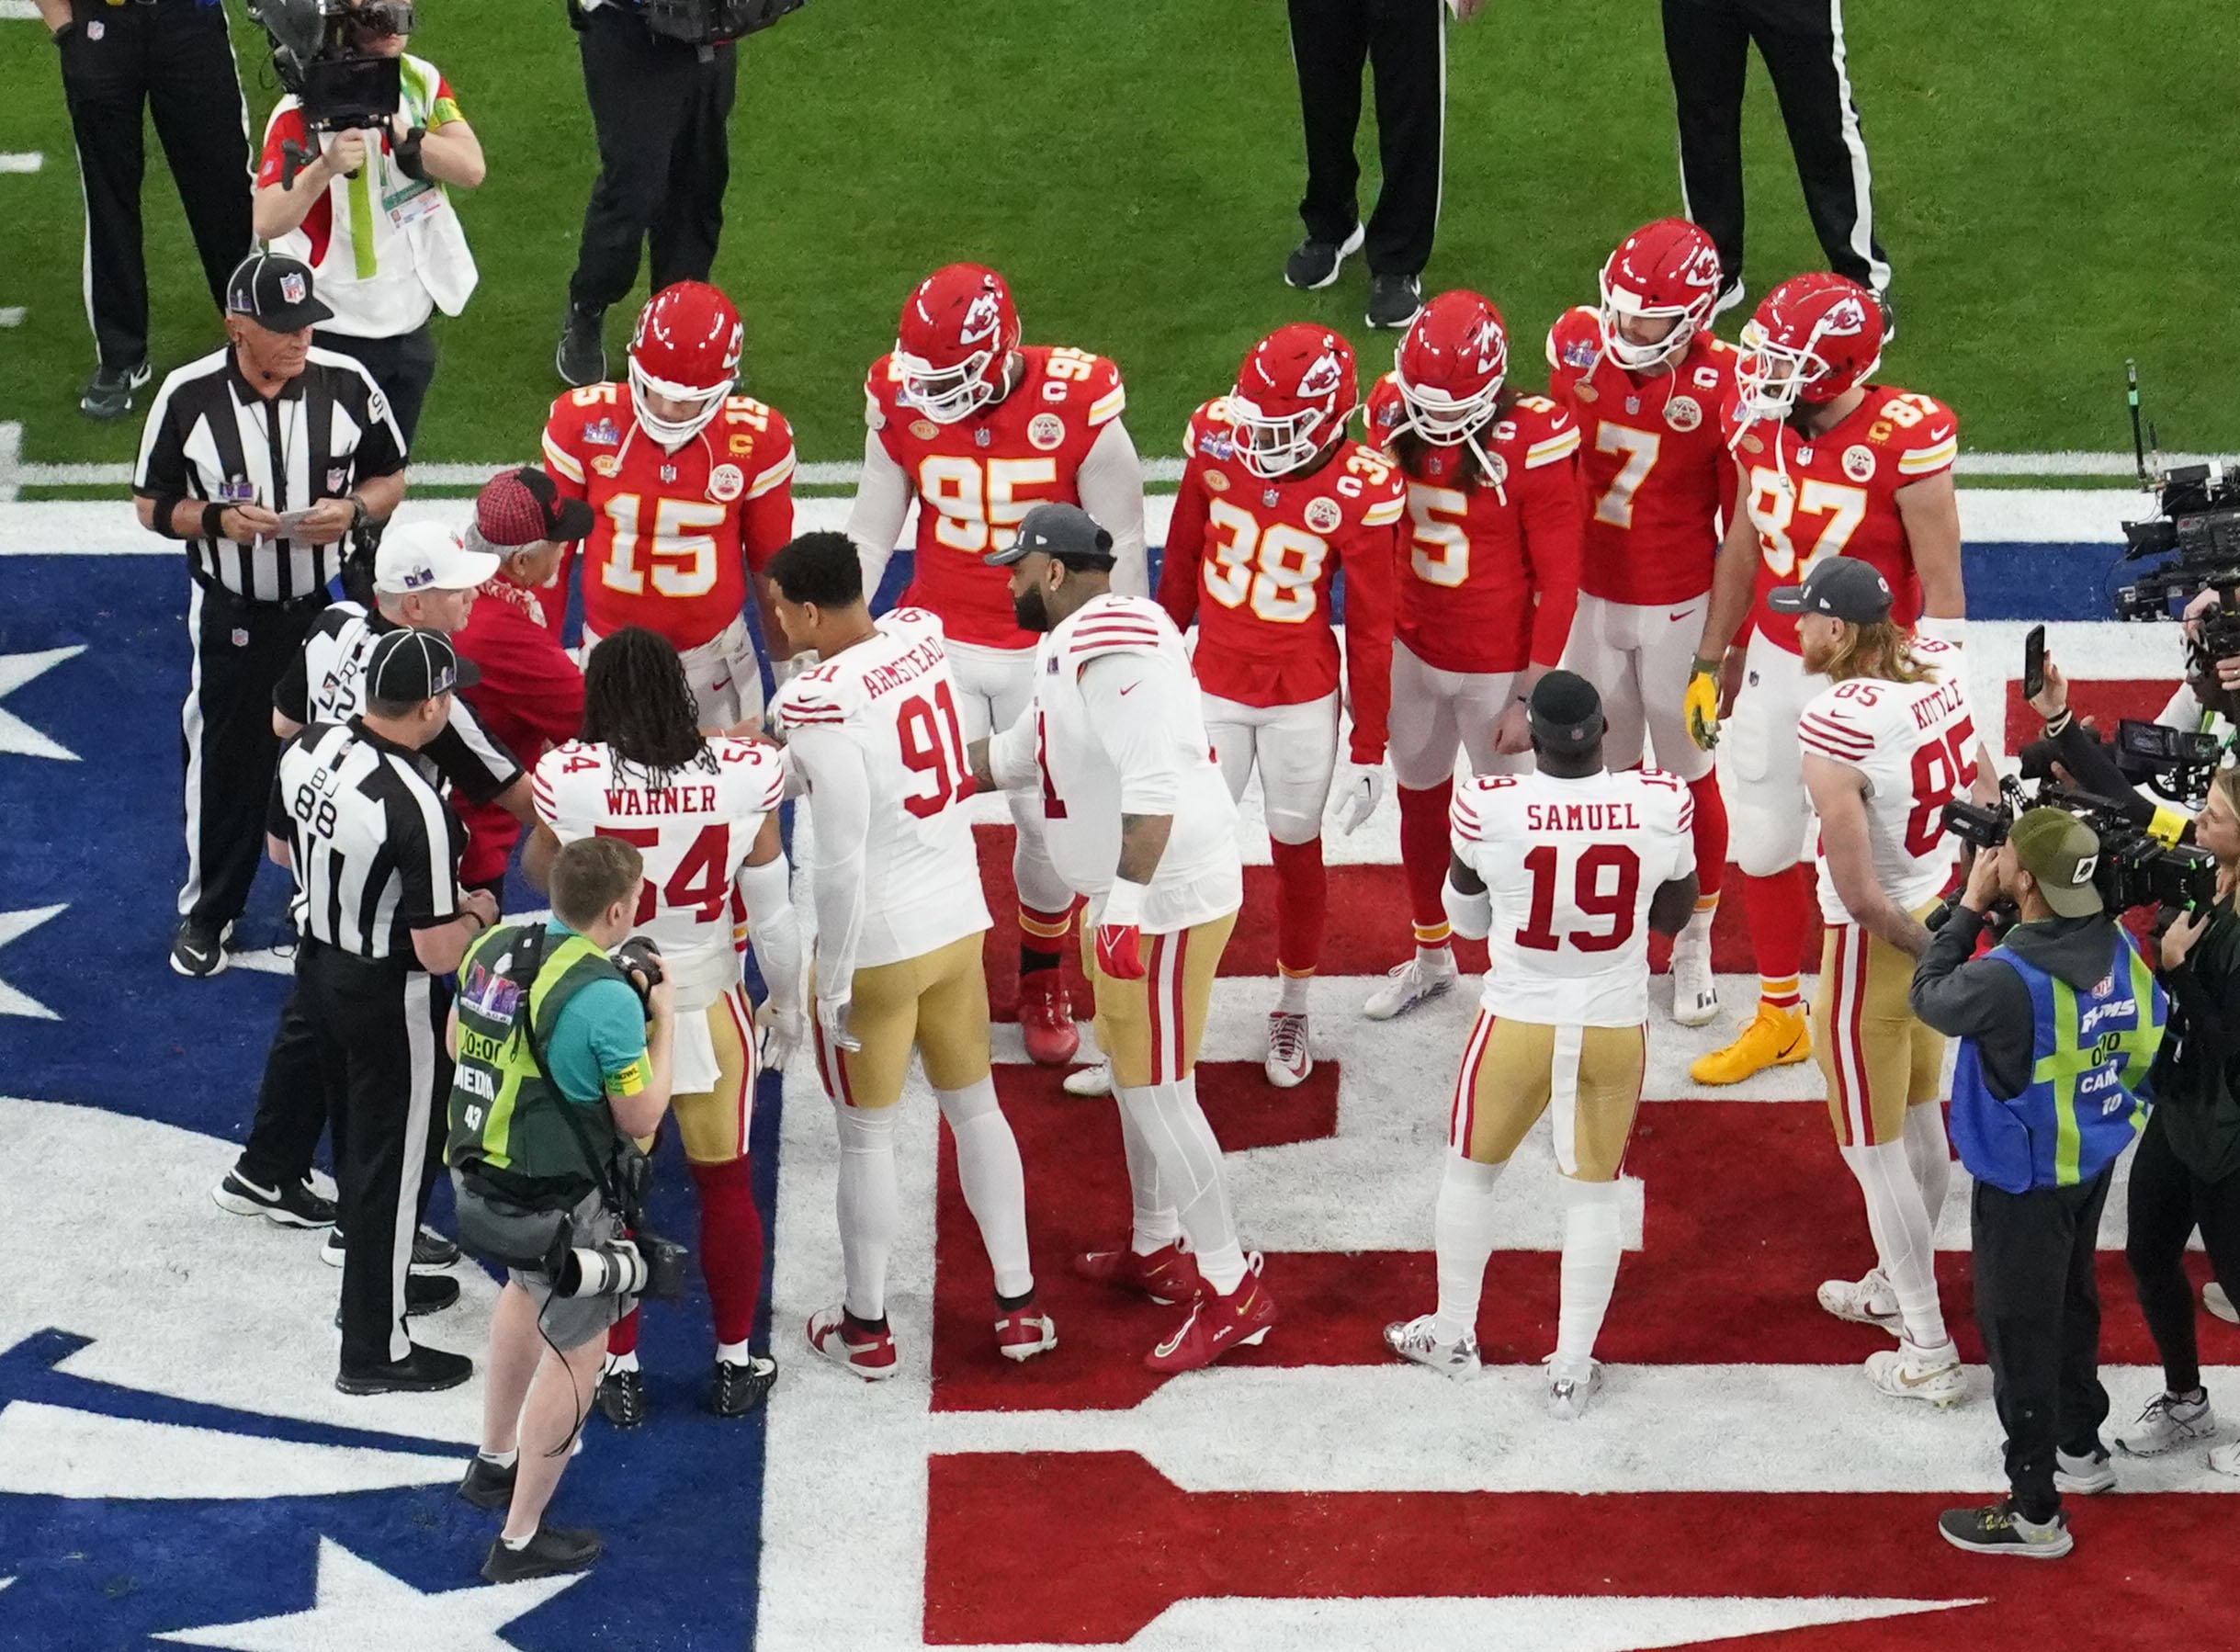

{"left": 1689, "top": 1001, "right": 1812, "bottom": 1085}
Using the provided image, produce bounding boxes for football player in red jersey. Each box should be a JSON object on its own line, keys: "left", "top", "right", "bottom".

{"left": 845, "top": 264, "right": 1149, "bottom": 1069}
{"left": 1546, "top": 220, "right": 1737, "bottom": 1031}
{"left": 1362, "top": 290, "right": 1582, "bottom": 1022}
{"left": 1160, "top": 323, "right": 1406, "bottom": 1085}
{"left": 541, "top": 280, "right": 798, "bottom": 727}
{"left": 1682, "top": 272, "right": 1970, "bottom": 1085}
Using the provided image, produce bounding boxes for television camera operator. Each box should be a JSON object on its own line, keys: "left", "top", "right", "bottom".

{"left": 446, "top": 834, "right": 684, "bottom": 1583}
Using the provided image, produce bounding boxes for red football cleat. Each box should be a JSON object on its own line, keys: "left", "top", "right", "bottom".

{"left": 807, "top": 1305, "right": 898, "bottom": 1381}
{"left": 1017, "top": 970, "right": 1080, "bottom": 1067}
{"left": 994, "top": 1296, "right": 1058, "bottom": 1363}
{"left": 1072, "top": 1239, "right": 1202, "bottom": 1306}
{"left": 1144, "top": 1253, "right": 1276, "bottom": 1374}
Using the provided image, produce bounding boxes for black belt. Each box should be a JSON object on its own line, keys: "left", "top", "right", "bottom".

{"left": 194, "top": 573, "right": 330, "bottom": 615}
{"left": 296, "top": 932, "right": 422, "bottom": 977}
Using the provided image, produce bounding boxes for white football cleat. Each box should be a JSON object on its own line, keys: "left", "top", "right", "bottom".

{"left": 1363, "top": 954, "right": 1456, "bottom": 1021}
{"left": 1062, "top": 1061, "right": 1113, "bottom": 1098}
{"left": 1668, "top": 928, "right": 1720, "bottom": 1028}
{"left": 1382, "top": 1314, "right": 1480, "bottom": 1381}
{"left": 2206, "top": 1282, "right": 2235, "bottom": 1325}
{"left": 1864, "top": 1337, "right": 1965, "bottom": 1408}
{"left": 1545, "top": 1359, "right": 1603, "bottom": 1420}
{"left": 1265, "top": 1011, "right": 1312, "bottom": 1088}
{"left": 2115, "top": 1389, "right": 2218, "bottom": 1456}
{"left": 2208, "top": 1440, "right": 2240, "bottom": 1478}
{"left": 1816, "top": 1266, "right": 1904, "bottom": 1334}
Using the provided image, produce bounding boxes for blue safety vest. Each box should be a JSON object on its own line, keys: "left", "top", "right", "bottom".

{"left": 1950, "top": 931, "right": 2166, "bottom": 1194}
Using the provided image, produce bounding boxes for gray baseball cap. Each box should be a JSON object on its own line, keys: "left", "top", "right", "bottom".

{"left": 983, "top": 502, "right": 1115, "bottom": 570}
{"left": 1767, "top": 555, "right": 1894, "bottom": 623}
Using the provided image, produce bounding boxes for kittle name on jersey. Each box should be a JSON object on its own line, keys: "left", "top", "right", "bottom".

{"left": 1909, "top": 678, "right": 1967, "bottom": 730}
{"left": 857, "top": 636, "right": 945, "bottom": 700}
{"left": 604, "top": 783, "right": 721, "bottom": 817}
{"left": 1524, "top": 799, "right": 1644, "bottom": 833}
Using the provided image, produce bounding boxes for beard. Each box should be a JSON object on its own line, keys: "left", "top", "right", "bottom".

{"left": 1798, "top": 635, "right": 1834, "bottom": 674}
{"left": 1012, "top": 584, "right": 1053, "bottom": 633}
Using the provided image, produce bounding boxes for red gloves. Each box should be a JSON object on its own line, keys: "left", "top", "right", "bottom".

{"left": 1095, "top": 879, "right": 1149, "bottom": 980}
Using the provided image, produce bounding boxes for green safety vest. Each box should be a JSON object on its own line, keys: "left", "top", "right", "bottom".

{"left": 446, "top": 922, "right": 628, "bottom": 1194}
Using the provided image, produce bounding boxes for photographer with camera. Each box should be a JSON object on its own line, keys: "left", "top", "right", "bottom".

{"left": 447, "top": 834, "right": 679, "bottom": 1583}
{"left": 253, "top": 0, "right": 484, "bottom": 458}
{"left": 1908, "top": 810, "right": 2168, "bottom": 1558}
{"left": 2113, "top": 768, "right": 2240, "bottom": 1476}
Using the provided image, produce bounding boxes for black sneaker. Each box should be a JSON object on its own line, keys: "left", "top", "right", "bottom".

{"left": 322, "top": 1227, "right": 459, "bottom": 1269}
{"left": 1937, "top": 1500, "right": 2073, "bottom": 1558}
{"left": 81, "top": 359, "right": 152, "bottom": 421}
{"left": 212, "top": 1168, "right": 336, "bottom": 1228}
{"left": 169, "top": 917, "right": 232, "bottom": 978}
{"left": 458, "top": 1453, "right": 517, "bottom": 1513}
{"left": 481, "top": 1523, "right": 604, "bottom": 1584}
{"left": 1712, "top": 275, "right": 1748, "bottom": 320}
{"left": 1283, "top": 223, "right": 1365, "bottom": 291}
{"left": 1875, "top": 289, "right": 1898, "bottom": 345}
{"left": 1365, "top": 273, "right": 1423, "bottom": 331}
{"left": 555, "top": 302, "right": 606, "bottom": 387}
{"left": 329, "top": 1273, "right": 458, "bottom": 1331}
{"left": 594, "top": 1366, "right": 647, "bottom": 1429}
{"left": 709, "top": 1353, "right": 777, "bottom": 1418}
{"left": 336, "top": 1343, "right": 473, "bottom": 1396}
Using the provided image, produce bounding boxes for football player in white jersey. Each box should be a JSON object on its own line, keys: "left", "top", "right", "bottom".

{"left": 971, "top": 504, "right": 1275, "bottom": 1374}
{"left": 1791, "top": 556, "right": 1976, "bottom": 1408}
{"left": 526, "top": 627, "right": 804, "bottom": 1424}
{"left": 1384, "top": 672, "right": 1697, "bottom": 1417}
{"left": 767, "top": 531, "right": 1053, "bottom": 1379}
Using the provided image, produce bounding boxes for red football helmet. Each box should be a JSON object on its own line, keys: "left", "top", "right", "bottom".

{"left": 1227, "top": 322, "right": 1358, "bottom": 479}
{"left": 1598, "top": 219, "right": 1723, "bottom": 372}
{"left": 894, "top": 264, "right": 1020, "bottom": 424}
{"left": 1394, "top": 290, "right": 1508, "bottom": 468}
{"left": 628, "top": 280, "right": 742, "bottom": 448}
{"left": 1733, "top": 272, "right": 1884, "bottom": 427}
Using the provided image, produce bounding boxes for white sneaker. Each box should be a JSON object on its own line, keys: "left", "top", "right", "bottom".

{"left": 1363, "top": 954, "right": 1456, "bottom": 1021}
{"left": 2053, "top": 1446, "right": 2116, "bottom": 1495}
{"left": 1546, "top": 1359, "right": 1603, "bottom": 1420}
{"left": 1266, "top": 1011, "right": 1312, "bottom": 1088}
{"left": 1816, "top": 1266, "right": 1904, "bottom": 1334}
{"left": 2208, "top": 1441, "right": 2240, "bottom": 1478}
{"left": 2207, "top": 1282, "right": 2236, "bottom": 1325}
{"left": 1669, "top": 928, "right": 1720, "bottom": 1028}
{"left": 2115, "top": 1389, "right": 2218, "bottom": 1456}
{"left": 1382, "top": 1314, "right": 1479, "bottom": 1381}
{"left": 1864, "top": 1337, "right": 1966, "bottom": 1408}
{"left": 1062, "top": 1061, "right": 1113, "bottom": 1098}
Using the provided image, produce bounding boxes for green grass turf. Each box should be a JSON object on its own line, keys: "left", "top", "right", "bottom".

{"left": 3, "top": 0, "right": 2236, "bottom": 471}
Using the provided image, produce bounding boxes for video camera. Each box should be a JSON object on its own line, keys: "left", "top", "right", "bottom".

{"left": 2109, "top": 363, "right": 2240, "bottom": 686}
{"left": 249, "top": 0, "right": 410, "bottom": 140}
{"left": 1941, "top": 775, "right": 2219, "bottom": 915}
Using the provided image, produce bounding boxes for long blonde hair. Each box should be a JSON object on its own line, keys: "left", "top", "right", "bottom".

{"left": 1820, "top": 618, "right": 1934, "bottom": 685}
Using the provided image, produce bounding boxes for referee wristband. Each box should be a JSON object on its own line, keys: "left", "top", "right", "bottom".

{"left": 202, "top": 502, "right": 231, "bottom": 541}
{"left": 149, "top": 494, "right": 188, "bottom": 539}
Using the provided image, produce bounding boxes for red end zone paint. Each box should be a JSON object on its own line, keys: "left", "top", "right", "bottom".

{"left": 922, "top": 1451, "right": 2228, "bottom": 1647}
{"left": 931, "top": 1079, "right": 2226, "bottom": 1412}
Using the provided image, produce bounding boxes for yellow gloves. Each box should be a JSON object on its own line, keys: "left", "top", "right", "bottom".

{"left": 1684, "top": 658, "right": 1724, "bottom": 751}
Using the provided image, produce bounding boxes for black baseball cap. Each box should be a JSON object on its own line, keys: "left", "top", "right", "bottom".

{"left": 1767, "top": 555, "right": 1894, "bottom": 623}
{"left": 984, "top": 502, "right": 1116, "bottom": 570}
{"left": 1529, "top": 669, "right": 1605, "bottom": 756}
{"left": 366, "top": 628, "right": 478, "bottom": 706}
{"left": 225, "top": 251, "right": 333, "bottom": 332}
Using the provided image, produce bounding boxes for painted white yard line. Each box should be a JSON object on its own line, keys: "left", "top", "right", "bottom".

{"left": 0, "top": 308, "right": 24, "bottom": 328}
{"left": 0, "top": 2, "right": 42, "bottom": 18}
{"left": 0, "top": 153, "right": 41, "bottom": 174}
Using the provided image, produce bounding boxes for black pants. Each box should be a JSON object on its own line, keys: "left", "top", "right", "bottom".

{"left": 313, "top": 324, "right": 437, "bottom": 450}
{"left": 2125, "top": 1109, "right": 2240, "bottom": 1397}
{"left": 568, "top": 6, "right": 737, "bottom": 313}
{"left": 1972, "top": 1165, "right": 2115, "bottom": 1523}
{"left": 58, "top": 0, "right": 253, "bottom": 370}
{"left": 180, "top": 583, "right": 326, "bottom": 932}
{"left": 1285, "top": 0, "right": 1443, "bottom": 278}
{"left": 297, "top": 938, "right": 452, "bottom": 1373}
{"left": 1660, "top": 0, "right": 1890, "bottom": 295}
{"left": 238, "top": 984, "right": 327, "bottom": 1193}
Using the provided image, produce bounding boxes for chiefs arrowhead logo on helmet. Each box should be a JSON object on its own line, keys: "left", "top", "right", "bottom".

{"left": 1297, "top": 348, "right": 1346, "bottom": 400}
{"left": 896, "top": 264, "right": 1022, "bottom": 424}
{"left": 1227, "top": 323, "right": 1360, "bottom": 481}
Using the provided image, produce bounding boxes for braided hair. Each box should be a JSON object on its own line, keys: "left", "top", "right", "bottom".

{"left": 580, "top": 626, "right": 711, "bottom": 784}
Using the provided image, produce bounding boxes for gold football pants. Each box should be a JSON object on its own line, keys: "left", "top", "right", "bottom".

{"left": 811, "top": 932, "right": 992, "bottom": 1110}
{"left": 1449, "top": 1011, "right": 1646, "bottom": 1182}
{"left": 1812, "top": 915, "right": 1946, "bottom": 1148}
{"left": 1083, "top": 911, "right": 1238, "bottom": 1089}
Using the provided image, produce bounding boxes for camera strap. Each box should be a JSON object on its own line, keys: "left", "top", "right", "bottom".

{"left": 504, "top": 925, "right": 648, "bottom": 1227}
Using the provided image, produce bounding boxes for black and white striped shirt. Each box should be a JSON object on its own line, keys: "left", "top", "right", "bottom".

{"left": 133, "top": 345, "right": 408, "bottom": 604}
{"left": 272, "top": 719, "right": 463, "bottom": 963}
{"left": 276, "top": 605, "right": 524, "bottom": 803}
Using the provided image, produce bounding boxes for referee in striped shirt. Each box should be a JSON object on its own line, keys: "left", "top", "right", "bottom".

{"left": 270, "top": 628, "right": 497, "bottom": 1395}
{"left": 136, "top": 251, "right": 408, "bottom": 979}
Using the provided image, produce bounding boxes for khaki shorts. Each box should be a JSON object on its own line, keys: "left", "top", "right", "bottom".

{"left": 1449, "top": 1011, "right": 1646, "bottom": 1181}
{"left": 1812, "top": 913, "right": 1946, "bottom": 1148}
{"left": 670, "top": 984, "right": 760, "bottom": 1163}
{"left": 812, "top": 932, "right": 990, "bottom": 1109}
{"left": 1084, "top": 911, "right": 1238, "bottom": 1089}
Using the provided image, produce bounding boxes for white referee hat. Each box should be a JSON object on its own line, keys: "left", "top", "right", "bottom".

{"left": 374, "top": 521, "right": 501, "bottom": 595}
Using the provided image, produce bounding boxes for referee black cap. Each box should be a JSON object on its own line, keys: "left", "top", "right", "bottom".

{"left": 984, "top": 503, "right": 1115, "bottom": 570}
{"left": 1528, "top": 670, "right": 1605, "bottom": 756}
{"left": 366, "top": 628, "right": 478, "bottom": 706}
{"left": 226, "top": 251, "right": 334, "bottom": 332}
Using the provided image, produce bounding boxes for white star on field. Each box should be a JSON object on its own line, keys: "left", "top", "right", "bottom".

{"left": 0, "top": 905, "right": 65, "bottom": 1020}
{"left": 153, "top": 1537, "right": 583, "bottom": 1652}
{"left": 0, "top": 646, "right": 85, "bottom": 761}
